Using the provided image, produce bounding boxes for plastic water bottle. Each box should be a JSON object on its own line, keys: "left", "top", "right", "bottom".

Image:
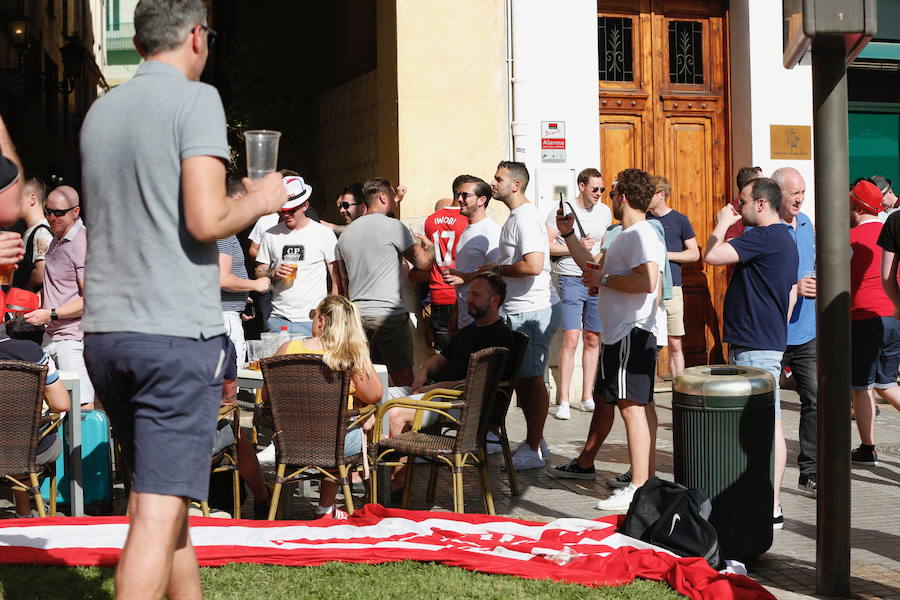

{"left": 278, "top": 325, "right": 290, "bottom": 347}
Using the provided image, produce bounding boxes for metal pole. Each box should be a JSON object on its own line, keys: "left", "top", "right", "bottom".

{"left": 812, "top": 36, "right": 851, "bottom": 597}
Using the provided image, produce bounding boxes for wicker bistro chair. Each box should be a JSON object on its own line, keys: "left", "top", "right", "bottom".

{"left": 420, "top": 331, "right": 529, "bottom": 502}
{"left": 259, "top": 354, "right": 375, "bottom": 520}
{"left": 0, "top": 360, "right": 60, "bottom": 517}
{"left": 372, "top": 347, "right": 509, "bottom": 514}
{"left": 201, "top": 403, "right": 242, "bottom": 518}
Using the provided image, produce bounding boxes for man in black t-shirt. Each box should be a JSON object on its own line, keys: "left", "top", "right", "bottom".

{"left": 384, "top": 272, "right": 513, "bottom": 436}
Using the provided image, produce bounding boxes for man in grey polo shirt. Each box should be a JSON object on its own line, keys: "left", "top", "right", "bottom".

{"left": 336, "top": 177, "right": 433, "bottom": 386}
{"left": 79, "top": 1, "right": 285, "bottom": 597}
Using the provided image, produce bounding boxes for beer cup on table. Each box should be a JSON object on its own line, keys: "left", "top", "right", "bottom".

{"left": 244, "top": 130, "right": 281, "bottom": 180}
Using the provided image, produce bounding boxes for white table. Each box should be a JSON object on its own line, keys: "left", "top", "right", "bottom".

{"left": 238, "top": 364, "right": 389, "bottom": 403}
{"left": 57, "top": 371, "right": 84, "bottom": 517}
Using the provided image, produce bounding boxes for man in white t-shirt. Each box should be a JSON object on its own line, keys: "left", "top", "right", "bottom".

{"left": 546, "top": 167, "right": 611, "bottom": 420}
{"left": 479, "top": 161, "right": 561, "bottom": 470}
{"left": 442, "top": 175, "right": 501, "bottom": 331}
{"left": 553, "top": 169, "right": 665, "bottom": 512}
{"left": 255, "top": 176, "right": 338, "bottom": 336}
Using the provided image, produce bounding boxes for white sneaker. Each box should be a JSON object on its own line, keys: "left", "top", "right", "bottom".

{"left": 595, "top": 484, "right": 637, "bottom": 511}
{"left": 579, "top": 398, "right": 595, "bottom": 412}
{"left": 510, "top": 444, "right": 545, "bottom": 470}
{"left": 540, "top": 437, "right": 550, "bottom": 458}
{"left": 256, "top": 442, "right": 276, "bottom": 465}
{"left": 554, "top": 403, "right": 571, "bottom": 420}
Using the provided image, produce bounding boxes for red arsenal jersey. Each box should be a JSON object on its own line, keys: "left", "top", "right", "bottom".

{"left": 424, "top": 207, "right": 469, "bottom": 305}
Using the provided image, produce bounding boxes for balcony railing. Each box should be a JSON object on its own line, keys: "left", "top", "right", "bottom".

{"left": 106, "top": 22, "right": 135, "bottom": 51}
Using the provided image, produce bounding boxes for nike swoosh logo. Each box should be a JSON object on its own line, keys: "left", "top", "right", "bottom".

{"left": 668, "top": 513, "right": 680, "bottom": 536}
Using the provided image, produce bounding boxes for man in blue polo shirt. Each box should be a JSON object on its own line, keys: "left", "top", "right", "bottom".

{"left": 772, "top": 167, "right": 817, "bottom": 496}
{"left": 703, "top": 176, "right": 798, "bottom": 530}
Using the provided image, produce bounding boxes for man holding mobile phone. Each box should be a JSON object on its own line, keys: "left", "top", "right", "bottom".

{"left": 545, "top": 168, "right": 612, "bottom": 420}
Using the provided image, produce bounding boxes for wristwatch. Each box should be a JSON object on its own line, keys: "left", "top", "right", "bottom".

{"left": 50, "top": 308, "right": 58, "bottom": 321}
{"left": 599, "top": 274, "right": 610, "bottom": 287}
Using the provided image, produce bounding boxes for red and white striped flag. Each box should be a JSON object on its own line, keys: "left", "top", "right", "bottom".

{"left": 0, "top": 504, "right": 772, "bottom": 600}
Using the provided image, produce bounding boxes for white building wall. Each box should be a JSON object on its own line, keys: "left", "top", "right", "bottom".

{"left": 510, "top": 0, "right": 601, "bottom": 221}
{"left": 731, "top": 0, "right": 816, "bottom": 219}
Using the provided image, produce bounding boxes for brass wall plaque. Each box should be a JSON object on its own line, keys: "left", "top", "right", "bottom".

{"left": 770, "top": 125, "right": 812, "bottom": 159}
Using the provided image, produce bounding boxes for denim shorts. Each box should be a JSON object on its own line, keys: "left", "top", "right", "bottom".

{"left": 851, "top": 317, "right": 900, "bottom": 390}
{"left": 558, "top": 276, "right": 601, "bottom": 333}
{"left": 506, "top": 303, "right": 562, "bottom": 379}
{"left": 85, "top": 332, "right": 227, "bottom": 501}
{"left": 729, "top": 346, "right": 784, "bottom": 420}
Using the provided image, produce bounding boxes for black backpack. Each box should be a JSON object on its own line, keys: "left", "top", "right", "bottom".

{"left": 620, "top": 476, "right": 724, "bottom": 570}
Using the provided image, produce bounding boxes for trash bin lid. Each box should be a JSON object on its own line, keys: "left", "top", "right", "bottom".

{"left": 673, "top": 365, "right": 776, "bottom": 397}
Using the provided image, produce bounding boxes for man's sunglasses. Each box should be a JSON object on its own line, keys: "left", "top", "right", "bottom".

{"left": 44, "top": 205, "right": 78, "bottom": 217}
{"left": 193, "top": 24, "right": 217, "bottom": 49}
{"left": 455, "top": 191, "right": 479, "bottom": 200}
{"left": 339, "top": 201, "right": 362, "bottom": 210}
{"left": 591, "top": 186, "right": 606, "bottom": 194}
{"left": 279, "top": 205, "right": 303, "bottom": 215}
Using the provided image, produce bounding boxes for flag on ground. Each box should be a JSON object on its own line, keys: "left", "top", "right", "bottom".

{"left": 0, "top": 504, "right": 773, "bottom": 600}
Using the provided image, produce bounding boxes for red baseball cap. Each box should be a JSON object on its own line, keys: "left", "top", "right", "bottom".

{"left": 850, "top": 180, "right": 882, "bottom": 216}
{"left": 5, "top": 288, "right": 40, "bottom": 314}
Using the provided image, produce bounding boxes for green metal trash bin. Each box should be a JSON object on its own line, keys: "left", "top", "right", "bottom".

{"left": 672, "top": 365, "right": 776, "bottom": 560}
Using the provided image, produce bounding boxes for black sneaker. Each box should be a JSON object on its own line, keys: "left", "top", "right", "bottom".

{"left": 607, "top": 468, "right": 632, "bottom": 489}
{"left": 851, "top": 445, "right": 878, "bottom": 466}
{"left": 798, "top": 473, "right": 816, "bottom": 496}
{"left": 547, "top": 459, "right": 596, "bottom": 480}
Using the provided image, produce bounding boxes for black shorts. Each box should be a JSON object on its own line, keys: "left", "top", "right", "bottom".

{"left": 597, "top": 327, "right": 658, "bottom": 405}
{"left": 429, "top": 303, "right": 455, "bottom": 352}
{"left": 85, "top": 332, "right": 227, "bottom": 501}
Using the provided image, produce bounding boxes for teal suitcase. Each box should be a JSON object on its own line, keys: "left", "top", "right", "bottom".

{"left": 40, "top": 409, "right": 113, "bottom": 510}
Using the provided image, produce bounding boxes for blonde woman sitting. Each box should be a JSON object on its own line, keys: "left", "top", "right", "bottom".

{"left": 273, "top": 295, "right": 382, "bottom": 518}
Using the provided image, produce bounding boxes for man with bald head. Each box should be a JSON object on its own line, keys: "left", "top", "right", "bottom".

{"left": 771, "top": 167, "right": 817, "bottom": 496}
{"left": 23, "top": 185, "right": 94, "bottom": 407}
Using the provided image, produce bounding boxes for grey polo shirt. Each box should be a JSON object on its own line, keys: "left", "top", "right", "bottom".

{"left": 79, "top": 61, "right": 231, "bottom": 339}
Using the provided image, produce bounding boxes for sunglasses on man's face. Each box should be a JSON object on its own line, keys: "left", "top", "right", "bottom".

{"left": 193, "top": 24, "right": 217, "bottom": 49}
{"left": 339, "top": 201, "right": 362, "bottom": 210}
{"left": 590, "top": 186, "right": 606, "bottom": 194}
{"left": 279, "top": 205, "right": 302, "bottom": 216}
{"left": 44, "top": 205, "right": 78, "bottom": 217}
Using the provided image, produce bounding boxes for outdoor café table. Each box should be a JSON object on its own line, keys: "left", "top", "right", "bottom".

{"left": 58, "top": 370, "right": 85, "bottom": 517}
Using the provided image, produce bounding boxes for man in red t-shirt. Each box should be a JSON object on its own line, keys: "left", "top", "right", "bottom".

{"left": 422, "top": 197, "right": 469, "bottom": 350}
{"left": 850, "top": 180, "right": 900, "bottom": 467}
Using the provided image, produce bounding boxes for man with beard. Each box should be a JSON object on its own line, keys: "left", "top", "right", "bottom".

{"left": 336, "top": 177, "right": 433, "bottom": 386}
{"left": 382, "top": 271, "right": 515, "bottom": 436}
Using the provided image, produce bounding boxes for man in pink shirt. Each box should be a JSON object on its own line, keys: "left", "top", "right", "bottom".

{"left": 24, "top": 185, "right": 93, "bottom": 407}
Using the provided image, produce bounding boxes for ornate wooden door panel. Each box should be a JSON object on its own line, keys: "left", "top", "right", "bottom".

{"left": 598, "top": 0, "right": 729, "bottom": 371}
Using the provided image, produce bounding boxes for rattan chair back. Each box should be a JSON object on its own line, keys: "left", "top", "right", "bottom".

{"left": 259, "top": 354, "right": 351, "bottom": 469}
{"left": 0, "top": 360, "right": 47, "bottom": 476}
{"left": 453, "top": 347, "right": 508, "bottom": 454}
{"left": 486, "top": 331, "right": 529, "bottom": 431}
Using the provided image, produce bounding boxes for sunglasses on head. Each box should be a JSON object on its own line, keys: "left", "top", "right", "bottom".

{"left": 339, "top": 201, "right": 362, "bottom": 210}
{"left": 193, "top": 24, "right": 217, "bottom": 49}
{"left": 44, "top": 205, "right": 78, "bottom": 217}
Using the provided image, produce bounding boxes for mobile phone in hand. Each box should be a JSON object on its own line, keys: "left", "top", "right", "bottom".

{"left": 559, "top": 193, "right": 566, "bottom": 215}
{"left": 242, "top": 301, "right": 256, "bottom": 319}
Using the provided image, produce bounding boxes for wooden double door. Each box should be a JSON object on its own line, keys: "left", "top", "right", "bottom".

{"left": 598, "top": 0, "right": 730, "bottom": 372}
